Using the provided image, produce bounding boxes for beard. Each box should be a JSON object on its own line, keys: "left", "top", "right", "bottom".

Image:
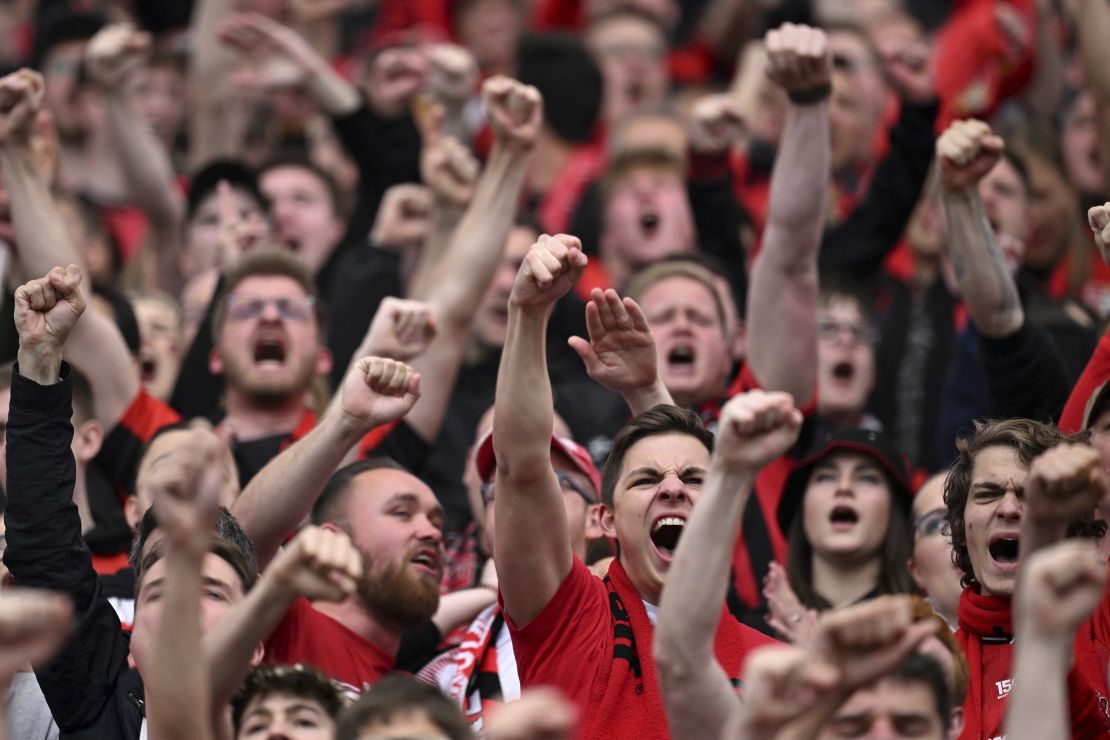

{"left": 358, "top": 558, "right": 440, "bottom": 628}
{"left": 222, "top": 355, "right": 315, "bottom": 408}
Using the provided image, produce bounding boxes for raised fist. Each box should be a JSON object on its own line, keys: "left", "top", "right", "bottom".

{"left": 421, "top": 134, "right": 479, "bottom": 207}
{"left": 220, "top": 13, "right": 320, "bottom": 92}
{"left": 1016, "top": 539, "right": 1106, "bottom": 640}
{"left": 85, "top": 23, "right": 150, "bottom": 90}
{"left": 269, "top": 525, "right": 363, "bottom": 603}
{"left": 1023, "top": 443, "right": 1109, "bottom": 530}
{"left": 0, "top": 588, "right": 73, "bottom": 682}
{"left": 370, "top": 184, "right": 432, "bottom": 249}
{"left": 688, "top": 94, "right": 746, "bottom": 154}
{"left": 730, "top": 645, "right": 839, "bottom": 737}
{"left": 715, "top": 390, "right": 803, "bottom": 473}
{"left": 366, "top": 46, "right": 426, "bottom": 119}
{"left": 1088, "top": 202, "right": 1110, "bottom": 268}
{"left": 809, "top": 595, "right": 935, "bottom": 692}
{"left": 216, "top": 180, "right": 272, "bottom": 267}
{"left": 937, "top": 119, "right": 1004, "bottom": 192}
{"left": 568, "top": 288, "right": 658, "bottom": 396}
{"left": 0, "top": 68, "right": 44, "bottom": 149}
{"left": 15, "top": 265, "right": 86, "bottom": 358}
{"left": 142, "top": 422, "right": 227, "bottom": 549}
{"left": 509, "top": 234, "right": 587, "bottom": 311}
{"left": 483, "top": 76, "right": 543, "bottom": 151}
{"left": 764, "top": 24, "right": 831, "bottom": 96}
{"left": 875, "top": 35, "right": 935, "bottom": 105}
{"left": 336, "top": 356, "right": 422, "bottom": 434}
{"left": 486, "top": 687, "right": 577, "bottom": 740}
{"left": 363, "top": 297, "right": 438, "bottom": 362}
{"left": 425, "top": 44, "right": 478, "bottom": 106}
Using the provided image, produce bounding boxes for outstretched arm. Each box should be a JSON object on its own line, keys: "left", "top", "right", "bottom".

{"left": 0, "top": 69, "right": 139, "bottom": 430}
{"left": 494, "top": 234, "right": 588, "bottom": 627}
{"left": 936, "top": 119, "right": 1023, "bottom": 338}
{"left": 745, "top": 24, "right": 830, "bottom": 405}
{"left": 1007, "top": 540, "right": 1107, "bottom": 740}
{"left": 231, "top": 357, "right": 421, "bottom": 568}
{"left": 655, "top": 390, "right": 802, "bottom": 740}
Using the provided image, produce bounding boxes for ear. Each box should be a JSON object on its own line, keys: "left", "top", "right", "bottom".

{"left": 72, "top": 419, "right": 104, "bottom": 463}
{"left": 208, "top": 346, "right": 224, "bottom": 376}
{"left": 907, "top": 558, "right": 925, "bottom": 592}
{"left": 585, "top": 503, "right": 605, "bottom": 541}
{"left": 314, "top": 346, "right": 333, "bottom": 378}
{"left": 597, "top": 503, "right": 617, "bottom": 540}
{"left": 251, "top": 642, "right": 265, "bottom": 668}
{"left": 948, "top": 706, "right": 965, "bottom": 739}
{"left": 127, "top": 651, "right": 137, "bottom": 670}
{"left": 731, "top": 321, "right": 747, "bottom": 362}
{"left": 124, "top": 495, "right": 141, "bottom": 530}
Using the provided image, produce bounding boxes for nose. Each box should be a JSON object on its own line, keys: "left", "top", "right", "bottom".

{"left": 995, "top": 490, "right": 1023, "bottom": 521}
{"left": 416, "top": 515, "right": 444, "bottom": 545}
{"left": 656, "top": 474, "right": 689, "bottom": 503}
{"left": 258, "top": 299, "right": 283, "bottom": 322}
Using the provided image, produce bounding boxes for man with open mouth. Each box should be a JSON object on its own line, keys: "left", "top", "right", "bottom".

{"left": 943, "top": 417, "right": 1110, "bottom": 738}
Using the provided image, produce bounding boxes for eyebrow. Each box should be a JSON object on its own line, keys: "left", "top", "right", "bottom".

{"left": 386, "top": 493, "right": 445, "bottom": 521}
{"left": 623, "top": 466, "right": 706, "bottom": 480}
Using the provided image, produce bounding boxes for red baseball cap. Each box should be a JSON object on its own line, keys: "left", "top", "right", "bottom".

{"left": 475, "top": 429, "right": 602, "bottom": 503}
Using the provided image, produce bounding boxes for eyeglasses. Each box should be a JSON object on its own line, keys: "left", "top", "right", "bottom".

{"left": 481, "top": 471, "right": 596, "bottom": 506}
{"left": 914, "top": 508, "right": 948, "bottom": 539}
{"left": 817, "top": 318, "right": 878, "bottom": 345}
{"left": 226, "top": 295, "right": 316, "bottom": 323}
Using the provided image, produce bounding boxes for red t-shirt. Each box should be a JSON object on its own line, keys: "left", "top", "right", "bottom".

{"left": 264, "top": 597, "right": 396, "bottom": 695}
{"left": 505, "top": 557, "right": 777, "bottom": 739}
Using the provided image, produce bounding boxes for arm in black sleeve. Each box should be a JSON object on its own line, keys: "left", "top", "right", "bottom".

{"left": 330, "top": 100, "right": 422, "bottom": 244}
{"left": 687, "top": 150, "right": 750, "bottom": 311}
{"left": 169, "top": 274, "right": 226, "bottom": 419}
{"left": 3, "top": 364, "right": 131, "bottom": 731}
{"left": 980, "top": 318, "right": 1071, "bottom": 422}
{"left": 819, "top": 99, "right": 939, "bottom": 278}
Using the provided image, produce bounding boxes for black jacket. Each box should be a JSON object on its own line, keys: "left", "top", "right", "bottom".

{"left": 3, "top": 365, "right": 145, "bottom": 739}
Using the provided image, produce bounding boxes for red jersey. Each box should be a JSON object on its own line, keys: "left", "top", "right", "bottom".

{"left": 505, "top": 557, "right": 778, "bottom": 739}
{"left": 956, "top": 587, "right": 1110, "bottom": 739}
{"left": 264, "top": 597, "right": 396, "bottom": 695}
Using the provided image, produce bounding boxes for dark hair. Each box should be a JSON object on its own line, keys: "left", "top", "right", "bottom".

{"left": 886, "top": 652, "right": 953, "bottom": 728}
{"left": 600, "top": 147, "right": 685, "bottom": 207}
{"left": 30, "top": 11, "right": 105, "bottom": 70}
{"left": 210, "top": 248, "right": 326, "bottom": 340}
{"left": 819, "top": 273, "right": 877, "bottom": 329}
{"left": 516, "top": 33, "right": 602, "bottom": 144}
{"left": 187, "top": 159, "right": 267, "bottom": 222}
{"left": 130, "top": 505, "right": 258, "bottom": 599}
{"left": 311, "top": 457, "right": 411, "bottom": 528}
{"left": 587, "top": 4, "right": 668, "bottom": 35}
{"left": 785, "top": 465, "right": 915, "bottom": 611}
{"left": 334, "top": 675, "right": 471, "bottom": 740}
{"left": 231, "top": 664, "right": 345, "bottom": 734}
{"left": 945, "top": 418, "right": 1106, "bottom": 588}
{"left": 257, "top": 156, "right": 346, "bottom": 220}
{"left": 600, "top": 405, "right": 713, "bottom": 507}
{"left": 92, "top": 281, "right": 141, "bottom": 356}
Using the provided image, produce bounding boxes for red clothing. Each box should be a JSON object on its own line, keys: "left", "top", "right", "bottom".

{"left": 1058, "top": 326, "right": 1110, "bottom": 432}
{"left": 97, "top": 390, "right": 182, "bottom": 505}
{"left": 505, "top": 557, "right": 777, "bottom": 740}
{"left": 264, "top": 597, "right": 396, "bottom": 695}
{"left": 956, "top": 587, "right": 1110, "bottom": 739}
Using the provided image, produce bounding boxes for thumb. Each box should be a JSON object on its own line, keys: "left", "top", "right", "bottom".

{"left": 1090, "top": 206, "right": 1110, "bottom": 232}
{"left": 567, "top": 336, "right": 598, "bottom": 366}
{"left": 405, "top": 372, "right": 422, "bottom": 400}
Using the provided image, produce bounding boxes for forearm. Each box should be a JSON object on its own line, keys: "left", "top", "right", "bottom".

{"left": 0, "top": 147, "right": 84, "bottom": 275}
{"left": 148, "top": 546, "right": 213, "bottom": 740}
{"left": 623, "top": 378, "right": 673, "bottom": 416}
{"left": 232, "top": 412, "right": 364, "bottom": 567}
{"left": 103, "top": 94, "right": 184, "bottom": 231}
{"left": 204, "top": 575, "right": 296, "bottom": 709}
{"left": 1005, "top": 633, "right": 1071, "bottom": 740}
{"left": 430, "top": 587, "right": 498, "bottom": 634}
{"left": 305, "top": 60, "right": 360, "bottom": 117}
{"left": 942, "top": 189, "right": 1023, "bottom": 337}
{"left": 746, "top": 102, "right": 827, "bottom": 402}
{"left": 1079, "top": 0, "right": 1110, "bottom": 105}
{"left": 493, "top": 308, "right": 556, "bottom": 477}
{"left": 409, "top": 202, "right": 465, "bottom": 300}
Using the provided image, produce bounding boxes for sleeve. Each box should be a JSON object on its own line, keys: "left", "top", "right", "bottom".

{"left": 687, "top": 149, "right": 750, "bottom": 313}
{"left": 980, "top": 319, "right": 1070, "bottom": 422}
{"left": 3, "top": 364, "right": 131, "bottom": 731}
{"left": 819, "top": 99, "right": 939, "bottom": 278}
{"left": 169, "top": 274, "right": 225, "bottom": 419}
{"left": 1059, "top": 326, "right": 1110, "bottom": 432}
{"left": 501, "top": 557, "right": 609, "bottom": 706}
{"left": 329, "top": 100, "right": 422, "bottom": 245}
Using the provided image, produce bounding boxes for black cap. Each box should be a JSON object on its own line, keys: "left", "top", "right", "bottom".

{"left": 186, "top": 159, "right": 267, "bottom": 222}
{"left": 777, "top": 427, "right": 913, "bottom": 535}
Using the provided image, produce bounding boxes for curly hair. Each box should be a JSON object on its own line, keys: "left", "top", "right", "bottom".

{"left": 944, "top": 418, "right": 1105, "bottom": 588}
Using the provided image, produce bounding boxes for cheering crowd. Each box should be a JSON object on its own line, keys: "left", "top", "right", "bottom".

{"left": 4, "top": 0, "right": 1110, "bottom": 738}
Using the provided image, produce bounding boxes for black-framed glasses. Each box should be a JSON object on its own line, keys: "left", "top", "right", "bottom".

{"left": 226, "top": 295, "right": 316, "bottom": 322}
{"left": 481, "top": 471, "right": 596, "bottom": 506}
{"left": 914, "top": 508, "right": 948, "bottom": 539}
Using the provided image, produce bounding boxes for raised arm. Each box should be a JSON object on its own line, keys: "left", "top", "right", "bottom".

{"left": 1006, "top": 540, "right": 1107, "bottom": 740}
{"left": 140, "top": 425, "right": 226, "bottom": 740}
{"left": 1077, "top": 0, "right": 1110, "bottom": 195}
{"left": 494, "top": 234, "right": 588, "bottom": 626}
{"left": 85, "top": 23, "right": 186, "bottom": 295}
{"left": 232, "top": 356, "right": 420, "bottom": 567}
{"left": 936, "top": 119, "right": 1023, "bottom": 338}
{"left": 1020, "top": 443, "right": 1109, "bottom": 559}
{"left": 203, "top": 525, "right": 361, "bottom": 713}
{"left": 568, "top": 288, "right": 673, "bottom": 415}
{"left": 404, "top": 76, "right": 540, "bottom": 443}
{"left": 655, "top": 390, "right": 802, "bottom": 740}
{"left": 0, "top": 69, "right": 139, "bottom": 429}
{"left": 745, "top": 24, "right": 830, "bottom": 405}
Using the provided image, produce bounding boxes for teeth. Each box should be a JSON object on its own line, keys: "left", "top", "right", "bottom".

{"left": 652, "top": 517, "right": 686, "bottom": 534}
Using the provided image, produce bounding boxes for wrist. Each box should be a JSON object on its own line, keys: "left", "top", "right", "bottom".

{"left": 325, "top": 404, "right": 378, "bottom": 444}
{"left": 16, "top": 345, "right": 62, "bottom": 385}
{"left": 623, "top": 377, "right": 671, "bottom": 413}
{"left": 787, "top": 83, "right": 832, "bottom": 106}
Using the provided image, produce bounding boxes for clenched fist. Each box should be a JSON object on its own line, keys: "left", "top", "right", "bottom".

{"left": 937, "top": 119, "right": 1004, "bottom": 192}
{"left": 363, "top": 297, "right": 437, "bottom": 362}
{"left": 142, "top": 422, "right": 227, "bottom": 550}
{"left": 1023, "top": 443, "right": 1109, "bottom": 530}
{"left": 483, "top": 76, "right": 543, "bottom": 151}
{"left": 1016, "top": 539, "right": 1106, "bottom": 640}
{"left": 764, "top": 24, "right": 831, "bottom": 97}
{"left": 269, "top": 525, "right": 363, "bottom": 603}
{"left": 715, "top": 390, "right": 803, "bottom": 473}
{"left": 1088, "top": 202, "right": 1110, "bottom": 268}
{"left": 336, "top": 356, "right": 422, "bottom": 434}
{"left": 86, "top": 23, "right": 150, "bottom": 90}
{"left": 15, "top": 265, "right": 86, "bottom": 383}
{"left": 0, "top": 68, "right": 44, "bottom": 149}
{"left": 688, "top": 94, "right": 746, "bottom": 154}
{"left": 509, "top": 234, "right": 587, "bottom": 312}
